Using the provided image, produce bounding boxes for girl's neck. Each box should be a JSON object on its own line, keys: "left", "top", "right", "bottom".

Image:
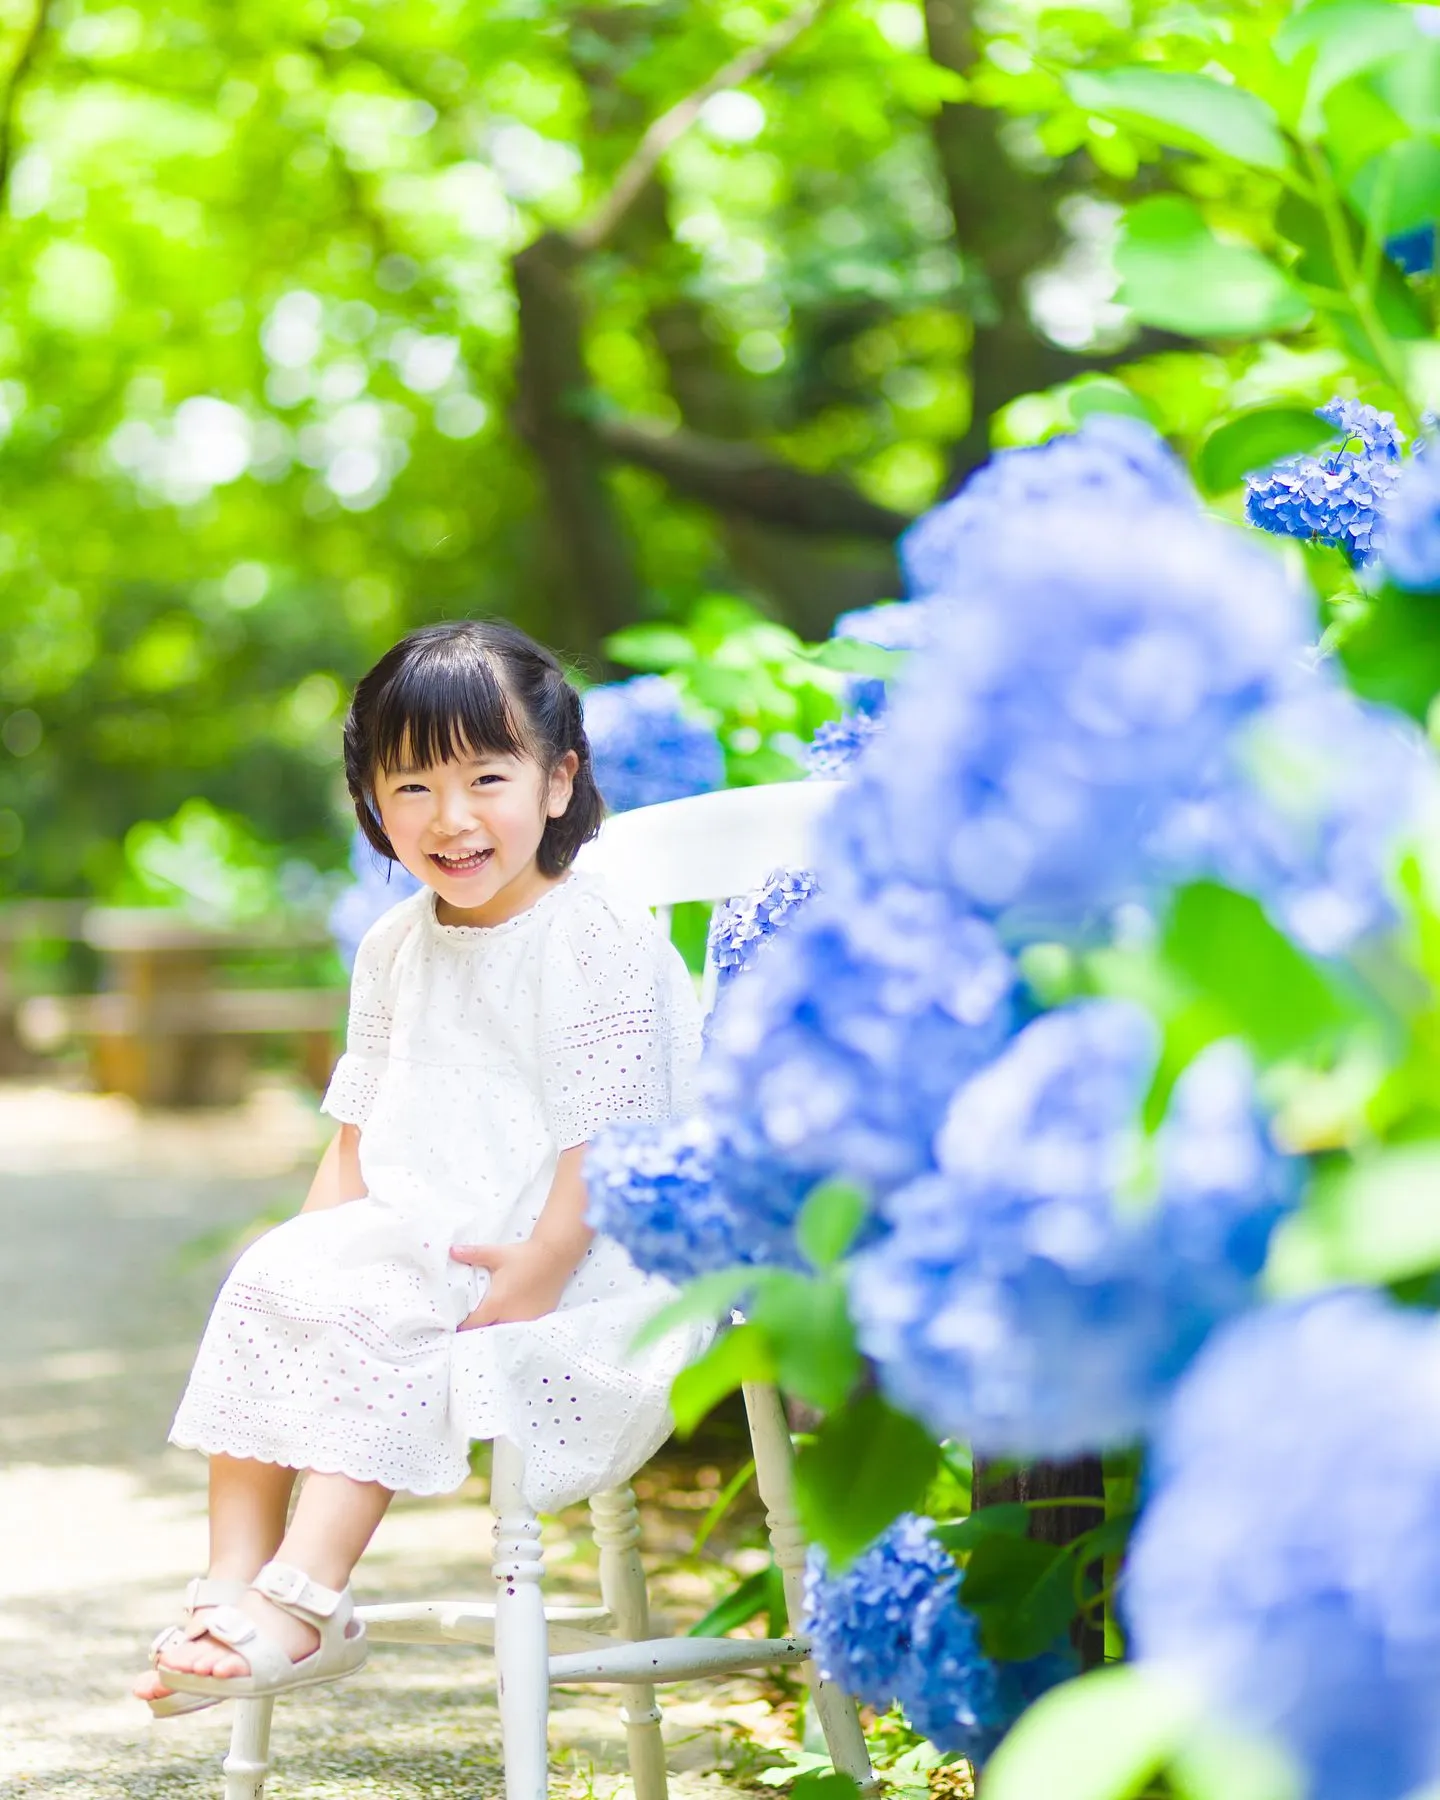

{"left": 433, "top": 860, "right": 566, "bottom": 929}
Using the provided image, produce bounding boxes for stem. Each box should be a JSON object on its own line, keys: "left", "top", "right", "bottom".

{"left": 691, "top": 1458, "right": 756, "bottom": 1558}
{"left": 1022, "top": 1496, "right": 1108, "bottom": 1511}
{"left": 1303, "top": 139, "right": 1420, "bottom": 432}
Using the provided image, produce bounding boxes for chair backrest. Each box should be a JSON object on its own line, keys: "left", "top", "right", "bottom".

{"left": 574, "top": 781, "right": 837, "bottom": 1009}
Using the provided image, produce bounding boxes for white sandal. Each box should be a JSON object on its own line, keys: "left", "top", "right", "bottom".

{"left": 146, "top": 1577, "right": 248, "bottom": 1718}
{"left": 157, "top": 1561, "right": 368, "bottom": 1699}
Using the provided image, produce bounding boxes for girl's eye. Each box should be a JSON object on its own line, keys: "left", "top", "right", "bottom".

{"left": 474, "top": 774, "right": 503, "bottom": 787}
{"left": 396, "top": 782, "right": 429, "bottom": 794}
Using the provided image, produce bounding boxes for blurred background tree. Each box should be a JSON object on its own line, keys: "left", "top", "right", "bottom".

{"left": 0, "top": 0, "right": 1409, "bottom": 902}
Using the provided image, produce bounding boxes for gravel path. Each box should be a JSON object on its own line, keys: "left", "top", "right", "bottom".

{"left": 0, "top": 1082, "right": 790, "bottom": 1800}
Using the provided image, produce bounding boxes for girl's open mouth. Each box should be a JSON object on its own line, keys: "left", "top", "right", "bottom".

{"left": 430, "top": 847, "right": 493, "bottom": 876}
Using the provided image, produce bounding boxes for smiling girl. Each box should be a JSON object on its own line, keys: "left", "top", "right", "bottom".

{"left": 135, "top": 620, "right": 704, "bottom": 1710}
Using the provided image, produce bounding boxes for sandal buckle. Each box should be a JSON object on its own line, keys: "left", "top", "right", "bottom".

{"left": 256, "top": 1563, "right": 310, "bottom": 1607}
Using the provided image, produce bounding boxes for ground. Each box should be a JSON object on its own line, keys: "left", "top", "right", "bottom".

{"left": 0, "top": 1078, "right": 807, "bottom": 1800}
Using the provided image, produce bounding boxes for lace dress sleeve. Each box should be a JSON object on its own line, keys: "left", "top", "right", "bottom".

{"left": 321, "top": 903, "right": 403, "bottom": 1126}
{"left": 540, "top": 888, "right": 693, "bottom": 1150}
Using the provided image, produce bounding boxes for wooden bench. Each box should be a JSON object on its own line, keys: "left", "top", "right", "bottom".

{"left": 15, "top": 907, "right": 346, "bottom": 1107}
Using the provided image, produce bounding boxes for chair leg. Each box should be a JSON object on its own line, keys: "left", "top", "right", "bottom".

{"left": 493, "top": 1437, "right": 550, "bottom": 1800}
{"left": 223, "top": 1697, "right": 274, "bottom": 1800}
{"left": 590, "top": 1484, "right": 668, "bottom": 1800}
{"left": 742, "top": 1383, "right": 878, "bottom": 1796}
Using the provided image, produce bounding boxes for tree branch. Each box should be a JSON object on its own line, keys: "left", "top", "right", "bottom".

{"left": 573, "top": 0, "right": 831, "bottom": 254}
{"left": 593, "top": 415, "right": 913, "bottom": 540}
{"left": 0, "top": 0, "right": 51, "bottom": 215}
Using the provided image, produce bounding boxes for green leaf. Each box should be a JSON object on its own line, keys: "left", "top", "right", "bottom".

{"left": 1336, "top": 583, "right": 1440, "bottom": 717}
{"left": 1115, "top": 197, "right": 1311, "bottom": 339}
{"left": 687, "top": 1562, "right": 786, "bottom": 1639}
{"left": 1269, "top": 1145, "right": 1440, "bottom": 1290}
{"left": 790, "top": 1775, "right": 860, "bottom": 1800}
{"left": 750, "top": 1271, "right": 862, "bottom": 1413}
{"left": 630, "top": 1266, "right": 755, "bottom": 1353}
{"left": 602, "top": 624, "right": 698, "bottom": 671}
{"left": 933, "top": 1503, "right": 1030, "bottom": 1553}
{"left": 795, "top": 1393, "right": 939, "bottom": 1566}
{"left": 669, "top": 1324, "right": 775, "bottom": 1437}
{"left": 1275, "top": 0, "right": 1423, "bottom": 135}
{"left": 1352, "top": 139, "right": 1440, "bottom": 241}
{"left": 983, "top": 1666, "right": 1200, "bottom": 1800}
{"left": 1196, "top": 407, "right": 1336, "bottom": 495}
{"left": 1276, "top": 189, "right": 1429, "bottom": 348}
{"left": 1169, "top": 1726, "right": 1304, "bottom": 1800}
{"left": 796, "top": 1180, "right": 869, "bottom": 1271}
{"left": 958, "top": 1533, "right": 1077, "bottom": 1662}
{"left": 1161, "top": 882, "right": 1351, "bottom": 1064}
{"left": 1066, "top": 69, "right": 1287, "bottom": 171}
{"left": 800, "top": 638, "right": 909, "bottom": 678}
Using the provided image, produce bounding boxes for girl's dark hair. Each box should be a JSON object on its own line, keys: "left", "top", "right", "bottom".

{"left": 343, "top": 620, "right": 605, "bottom": 878}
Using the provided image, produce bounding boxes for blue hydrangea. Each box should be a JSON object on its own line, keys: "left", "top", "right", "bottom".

{"left": 805, "top": 712, "right": 883, "bottom": 778}
{"left": 849, "top": 1002, "right": 1301, "bottom": 1457}
{"left": 1317, "top": 397, "right": 1404, "bottom": 460}
{"left": 1245, "top": 402, "right": 1404, "bottom": 566}
{"left": 1387, "top": 223, "right": 1435, "bottom": 276}
{"left": 818, "top": 502, "right": 1312, "bottom": 937}
{"left": 702, "top": 885, "right": 1016, "bottom": 1198}
{"left": 708, "top": 867, "right": 819, "bottom": 987}
{"left": 803, "top": 1514, "right": 958, "bottom": 1709}
{"left": 900, "top": 416, "right": 1198, "bottom": 600}
{"left": 328, "top": 830, "right": 423, "bottom": 970}
{"left": 1153, "top": 676, "right": 1433, "bottom": 955}
{"left": 583, "top": 675, "right": 725, "bottom": 815}
{"left": 897, "top": 1583, "right": 1075, "bottom": 1764}
{"left": 804, "top": 1514, "right": 1073, "bottom": 1764}
{"left": 1381, "top": 442, "right": 1440, "bottom": 590}
{"left": 584, "top": 1112, "right": 812, "bottom": 1280}
{"left": 1126, "top": 1291, "right": 1440, "bottom": 1800}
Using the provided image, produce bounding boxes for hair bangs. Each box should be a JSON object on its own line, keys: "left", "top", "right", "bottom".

{"left": 370, "top": 640, "right": 527, "bottom": 776}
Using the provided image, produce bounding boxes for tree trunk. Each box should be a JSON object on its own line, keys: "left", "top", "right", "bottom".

{"left": 973, "top": 1456, "right": 1108, "bottom": 1669}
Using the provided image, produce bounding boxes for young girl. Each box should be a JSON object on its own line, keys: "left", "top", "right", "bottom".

{"left": 136, "top": 619, "right": 705, "bottom": 1708}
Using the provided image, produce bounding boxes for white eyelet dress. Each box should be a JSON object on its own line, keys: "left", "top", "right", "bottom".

{"left": 169, "top": 873, "right": 710, "bottom": 1510}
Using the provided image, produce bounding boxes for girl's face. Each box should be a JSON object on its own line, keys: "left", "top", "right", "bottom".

{"left": 373, "top": 740, "right": 578, "bottom": 927}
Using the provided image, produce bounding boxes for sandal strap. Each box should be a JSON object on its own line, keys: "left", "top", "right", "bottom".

{"left": 185, "top": 1576, "right": 246, "bottom": 1613}
{"left": 252, "top": 1561, "right": 348, "bottom": 1624}
{"left": 194, "top": 1604, "right": 296, "bottom": 1688}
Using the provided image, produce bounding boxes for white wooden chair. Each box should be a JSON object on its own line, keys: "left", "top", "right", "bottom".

{"left": 220, "top": 781, "right": 875, "bottom": 1800}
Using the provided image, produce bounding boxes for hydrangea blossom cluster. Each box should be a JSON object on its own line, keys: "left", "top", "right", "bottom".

{"left": 1388, "top": 222, "right": 1436, "bottom": 275}
{"left": 702, "top": 885, "right": 1016, "bottom": 1198}
{"left": 805, "top": 711, "right": 883, "bottom": 777}
{"left": 1126, "top": 1292, "right": 1440, "bottom": 1800}
{"left": 850, "top": 1002, "right": 1300, "bottom": 1455}
{"left": 1381, "top": 440, "right": 1440, "bottom": 590}
{"left": 708, "top": 867, "right": 819, "bottom": 987}
{"left": 1244, "top": 400, "right": 1404, "bottom": 566}
{"left": 582, "top": 675, "right": 725, "bottom": 815}
{"left": 819, "top": 496, "right": 1313, "bottom": 936}
{"left": 899, "top": 414, "right": 1197, "bottom": 599}
{"left": 1154, "top": 676, "right": 1431, "bottom": 955}
{"left": 803, "top": 1515, "right": 1072, "bottom": 1763}
{"left": 329, "top": 830, "right": 422, "bottom": 970}
{"left": 584, "top": 1111, "right": 813, "bottom": 1280}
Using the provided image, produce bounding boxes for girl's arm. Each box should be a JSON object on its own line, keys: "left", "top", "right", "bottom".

{"left": 451, "top": 1145, "right": 594, "bottom": 1327}
{"left": 300, "top": 1124, "right": 368, "bottom": 1213}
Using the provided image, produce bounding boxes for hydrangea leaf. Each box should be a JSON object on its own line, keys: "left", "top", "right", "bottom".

{"left": 800, "top": 639, "right": 909, "bottom": 679}
{"left": 750, "top": 1271, "right": 862, "bottom": 1413}
{"left": 790, "top": 1775, "right": 860, "bottom": 1800}
{"left": 1160, "top": 881, "right": 1352, "bottom": 1065}
{"left": 982, "top": 1665, "right": 1200, "bottom": 1800}
{"left": 629, "top": 1266, "right": 756, "bottom": 1354}
{"left": 1116, "top": 197, "right": 1311, "bottom": 339}
{"left": 1065, "top": 69, "right": 1288, "bottom": 172}
{"left": 796, "top": 1180, "right": 868, "bottom": 1271}
{"left": 1196, "top": 408, "right": 1336, "bottom": 496}
{"left": 795, "top": 1393, "right": 939, "bottom": 1567}
{"left": 1276, "top": 190, "right": 1429, "bottom": 348}
{"left": 1351, "top": 138, "right": 1440, "bottom": 242}
{"left": 933, "top": 1503, "right": 1030, "bottom": 1552}
{"left": 1274, "top": 0, "right": 1419, "bottom": 134}
{"left": 1169, "top": 1726, "right": 1304, "bottom": 1800}
{"left": 957, "top": 1533, "right": 1077, "bottom": 1662}
{"left": 1266, "top": 1144, "right": 1440, "bottom": 1291}
{"left": 602, "top": 624, "right": 698, "bottom": 670}
{"left": 669, "top": 1323, "right": 776, "bottom": 1437}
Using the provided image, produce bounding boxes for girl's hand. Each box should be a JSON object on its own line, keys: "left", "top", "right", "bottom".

{"left": 451, "top": 1240, "right": 573, "bottom": 1328}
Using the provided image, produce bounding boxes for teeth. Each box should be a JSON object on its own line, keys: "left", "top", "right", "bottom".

{"left": 434, "top": 849, "right": 489, "bottom": 868}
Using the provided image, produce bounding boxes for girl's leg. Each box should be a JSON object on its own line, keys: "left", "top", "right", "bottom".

{"left": 159, "top": 1471, "right": 393, "bottom": 1681}
{"left": 134, "top": 1456, "right": 298, "bottom": 1703}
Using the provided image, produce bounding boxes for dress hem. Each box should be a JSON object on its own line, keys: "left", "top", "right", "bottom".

{"left": 166, "top": 1430, "right": 472, "bottom": 1500}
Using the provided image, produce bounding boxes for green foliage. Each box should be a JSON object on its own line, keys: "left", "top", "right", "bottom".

{"left": 794, "top": 1391, "right": 939, "bottom": 1566}
{"left": 982, "top": 1665, "right": 1201, "bottom": 1800}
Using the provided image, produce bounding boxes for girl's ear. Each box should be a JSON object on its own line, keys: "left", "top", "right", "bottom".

{"left": 546, "top": 750, "right": 579, "bottom": 818}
